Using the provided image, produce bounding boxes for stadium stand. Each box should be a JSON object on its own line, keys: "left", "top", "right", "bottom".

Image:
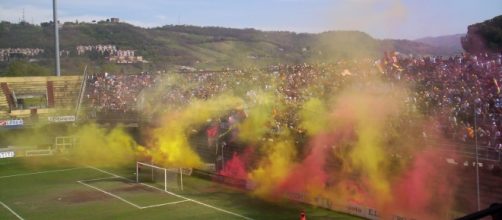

{"left": 456, "top": 166, "right": 502, "bottom": 211}
{"left": 51, "top": 76, "right": 82, "bottom": 109}
{"left": 0, "top": 85, "right": 9, "bottom": 118}
{"left": 79, "top": 52, "right": 501, "bottom": 162}
{"left": 0, "top": 82, "right": 15, "bottom": 109}
{"left": 0, "top": 76, "right": 82, "bottom": 121}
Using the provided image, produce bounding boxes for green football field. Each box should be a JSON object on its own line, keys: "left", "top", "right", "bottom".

{"left": 0, "top": 156, "right": 361, "bottom": 220}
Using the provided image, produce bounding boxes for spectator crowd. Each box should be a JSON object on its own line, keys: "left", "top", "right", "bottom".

{"left": 85, "top": 72, "right": 156, "bottom": 113}
{"left": 84, "top": 52, "right": 502, "bottom": 157}
{"left": 382, "top": 52, "right": 501, "bottom": 153}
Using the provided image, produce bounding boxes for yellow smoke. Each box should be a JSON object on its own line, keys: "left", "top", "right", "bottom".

{"left": 299, "top": 98, "right": 328, "bottom": 135}
{"left": 243, "top": 80, "right": 418, "bottom": 207}
{"left": 329, "top": 83, "right": 409, "bottom": 204}
{"left": 326, "top": 0, "right": 408, "bottom": 37}
{"left": 249, "top": 131, "right": 297, "bottom": 197}
{"left": 238, "top": 91, "right": 277, "bottom": 142}
{"left": 71, "top": 123, "right": 137, "bottom": 167}
{"left": 148, "top": 93, "right": 244, "bottom": 168}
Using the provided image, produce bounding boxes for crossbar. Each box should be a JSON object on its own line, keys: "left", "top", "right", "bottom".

{"left": 136, "top": 161, "right": 183, "bottom": 191}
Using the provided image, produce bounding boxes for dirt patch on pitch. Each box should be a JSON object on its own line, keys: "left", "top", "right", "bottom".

{"left": 58, "top": 190, "right": 110, "bottom": 203}
{"left": 110, "top": 183, "right": 157, "bottom": 193}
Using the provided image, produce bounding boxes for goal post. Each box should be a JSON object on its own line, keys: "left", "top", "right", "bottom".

{"left": 54, "top": 136, "right": 76, "bottom": 153}
{"left": 136, "top": 161, "right": 184, "bottom": 191}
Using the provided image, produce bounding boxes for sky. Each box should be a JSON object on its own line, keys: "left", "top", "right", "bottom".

{"left": 0, "top": 0, "right": 500, "bottom": 39}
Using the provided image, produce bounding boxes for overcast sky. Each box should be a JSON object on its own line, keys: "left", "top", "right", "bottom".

{"left": 0, "top": 0, "right": 500, "bottom": 39}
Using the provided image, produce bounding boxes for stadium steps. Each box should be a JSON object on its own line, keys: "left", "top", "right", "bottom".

{"left": 7, "top": 81, "right": 47, "bottom": 96}
{"left": 47, "top": 81, "right": 55, "bottom": 107}
{"left": 52, "top": 77, "right": 82, "bottom": 109}
{"left": 0, "top": 82, "right": 14, "bottom": 111}
{"left": 0, "top": 85, "right": 9, "bottom": 116}
{"left": 0, "top": 76, "right": 82, "bottom": 119}
{"left": 455, "top": 166, "right": 502, "bottom": 211}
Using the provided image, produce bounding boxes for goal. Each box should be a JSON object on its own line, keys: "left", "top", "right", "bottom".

{"left": 136, "top": 162, "right": 184, "bottom": 191}
{"left": 54, "top": 136, "right": 76, "bottom": 153}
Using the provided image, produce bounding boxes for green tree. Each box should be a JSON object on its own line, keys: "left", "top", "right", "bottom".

{"left": 6, "top": 61, "right": 52, "bottom": 76}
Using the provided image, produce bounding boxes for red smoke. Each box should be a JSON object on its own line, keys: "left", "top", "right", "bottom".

{"left": 391, "top": 149, "right": 458, "bottom": 219}
{"left": 276, "top": 133, "right": 336, "bottom": 195}
{"left": 219, "top": 148, "right": 254, "bottom": 180}
{"left": 216, "top": 112, "right": 459, "bottom": 219}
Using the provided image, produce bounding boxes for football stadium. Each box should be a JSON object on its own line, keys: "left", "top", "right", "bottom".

{"left": 0, "top": 1, "right": 501, "bottom": 220}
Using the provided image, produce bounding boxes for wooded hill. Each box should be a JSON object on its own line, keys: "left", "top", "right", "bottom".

{"left": 0, "top": 20, "right": 459, "bottom": 75}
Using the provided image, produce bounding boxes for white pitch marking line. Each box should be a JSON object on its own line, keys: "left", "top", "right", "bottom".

{"left": 84, "top": 165, "right": 254, "bottom": 220}
{"left": 139, "top": 183, "right": 254, "bottom": 220}
{"left": 78, "top": 180, "right": 188, "bottom": 210}
{"left": 0, "top": 201, "right": 24, "bottom": 220}
{"left": 140, "top": 199, "right": 190, "bottom": 209}
{"left": 0, "top": 167, "right": 84, "bottom": 179}
{"left": 85, "top": 166, "right": 120, "bottom": 178}
{"left": 79, "top": 176, "right": 119, "bottom": 182}
{"left": 77, "top": 180, "right": 142, "bottom": 209}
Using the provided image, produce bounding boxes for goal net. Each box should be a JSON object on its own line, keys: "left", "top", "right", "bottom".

{"left": 136, "top": 162, "right": 184, "bottom": 191}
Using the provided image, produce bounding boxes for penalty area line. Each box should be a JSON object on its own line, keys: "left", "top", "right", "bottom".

{"left": 79, "top": 176, "right": 119, "bottom": 183}
{"left": 77, "top": 180, "right": 143, "bottom": 209}
{"left": 0, "top": 201, "right": 24, "bottom": 220}
{"left": 86, "top": 165, "right": 254, "bottom": 220}
{"left": 140, "top": 199, "right": 190, "bottom": 209}
{"left": 77, "top": 179, "right": 189, "bottom": 210}
{"left": 85, "top": 166, "right": 120, "bottom": 178}
{"left": 140, "top": 182, "right": 254, "bottom": 220}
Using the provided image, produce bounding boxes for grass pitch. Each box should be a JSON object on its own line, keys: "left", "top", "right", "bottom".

{"left": 0, "top": 156, "right": 361, "bottom": 220}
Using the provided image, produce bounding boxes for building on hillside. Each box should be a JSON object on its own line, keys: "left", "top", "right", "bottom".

{"left": 76, "top": 44, "right": 117, "bottom": 55}
{"left": 0, "top": 48, "right": 45, "bottom": 62}
{"left": 75, "top": 45, "right": 146, "bottom": 63}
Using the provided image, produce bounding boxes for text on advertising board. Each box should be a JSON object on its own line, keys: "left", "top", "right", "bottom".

{"left": 48, "top": 116, "right": 76, "bottom": 122}
{"left": 0, "top": 119, "right": 24, "bottom": 127}
{"left": 0, "top": 151, "right": 15, "bottom": 159}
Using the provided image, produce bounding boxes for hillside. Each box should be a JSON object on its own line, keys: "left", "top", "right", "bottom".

{"left": 0, "top": 21, "right": 449, "bottom": 75}
{"left": 462, "top": 15, "right": 502, "bottom": 53}
{"left": 415, "top": 34, "right": 465, "bottom": 55}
